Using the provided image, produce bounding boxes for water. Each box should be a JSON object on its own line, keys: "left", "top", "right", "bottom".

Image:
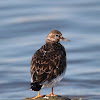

{"left": 0, "top": 0, "right": 100, "bottom": 99}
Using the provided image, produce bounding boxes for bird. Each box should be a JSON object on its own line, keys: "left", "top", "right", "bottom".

{"left": 30, "top": 30, "right": 70, "bottom": 99}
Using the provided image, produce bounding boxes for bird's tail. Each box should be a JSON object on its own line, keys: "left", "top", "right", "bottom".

{"left": 30, "top": 82, "right": 42, "bottom": 91}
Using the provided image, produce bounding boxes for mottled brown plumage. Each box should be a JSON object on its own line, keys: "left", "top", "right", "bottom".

{"left": 30, "top": 30, "right": 70, "bottom": 92}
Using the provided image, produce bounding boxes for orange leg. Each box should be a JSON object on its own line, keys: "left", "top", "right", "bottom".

{"left": 50, "top": 87, "right": 54, "bottom": 96}
{"left": 46, "top": 87, "right": 57, "bottom": 96}
{"left": 32, "top": 91, "right": 41, "bottom": 99}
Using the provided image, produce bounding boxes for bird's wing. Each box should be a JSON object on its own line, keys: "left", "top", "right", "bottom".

{"left": 30, "top": 44, "right": 66, "bottom": 84}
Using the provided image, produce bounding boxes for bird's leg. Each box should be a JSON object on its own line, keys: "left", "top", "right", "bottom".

{"left": 50, "top": 87, "right": 54, "bottom": 96}
{"left": 32, "top": 91, "right": 41, "bottom": 99}
{"left": 50, "top": 87, "right": 57, "bottom": 96}
{"left": 46, "top": 87, "right": 57, "bottom": 96}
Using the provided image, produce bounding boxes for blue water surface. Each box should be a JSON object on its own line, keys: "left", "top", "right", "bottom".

{"left": 0, "top": 0, "right": 100, "bottom": 100}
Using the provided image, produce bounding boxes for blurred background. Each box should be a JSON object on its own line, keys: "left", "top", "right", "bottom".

{"left": 0, "top": 0, "right": 100, "bottom": 99}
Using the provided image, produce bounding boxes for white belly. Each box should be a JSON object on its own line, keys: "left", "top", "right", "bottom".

{"left": 42, "top": 67, "right": 66, "bottom": 88}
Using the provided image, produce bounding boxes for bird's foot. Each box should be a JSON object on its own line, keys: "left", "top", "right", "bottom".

{"left": 32, "top": 95, "right": 42, "bottom": 99}
{"left": 46, "top": 92, "right": 57, "bottom": 97}
{"left": 46, "top": 94, "right": 57, "bottom": 96}
{"left": 32, "top": 92, "right": 42, "bottom": 100}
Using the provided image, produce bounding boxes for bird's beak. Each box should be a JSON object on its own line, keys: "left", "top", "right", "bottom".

{"left": 60, "top": 37, "right": 71, "bottom": 42}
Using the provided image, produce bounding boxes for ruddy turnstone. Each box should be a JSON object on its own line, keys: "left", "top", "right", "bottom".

{"left": 30, "top": 30, "right": 70, "bottom": 99}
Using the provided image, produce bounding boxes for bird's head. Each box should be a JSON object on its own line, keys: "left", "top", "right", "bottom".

{"left": 46, "top": 30, "right": 70, "bottom": 43}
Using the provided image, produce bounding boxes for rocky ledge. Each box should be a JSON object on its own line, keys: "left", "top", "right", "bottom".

{"left": 23, "top": 95, "right": 85, "bottom": 100}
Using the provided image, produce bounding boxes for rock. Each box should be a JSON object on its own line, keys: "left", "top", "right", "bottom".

{"left": 23, "top": 95, "right": 83, "bottom": 100}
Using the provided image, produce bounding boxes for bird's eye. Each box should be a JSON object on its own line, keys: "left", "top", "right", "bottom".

{"left": 56, "top": 34, "right": 59, "bottom": 37}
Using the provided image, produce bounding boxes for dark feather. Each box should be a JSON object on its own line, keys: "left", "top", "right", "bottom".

{"left": 30, "top": 82, "right": 42, "bottom": 91}
{"left": 30, "top": 42, "right": 66, "bottom": 89}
